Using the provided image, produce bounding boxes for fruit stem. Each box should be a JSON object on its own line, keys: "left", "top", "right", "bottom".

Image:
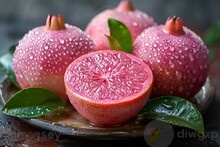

{"left": 116, "top": 0, "right": 134, "bottom": 12}
{"left": 46, "top": 14, "right": 66, "bottom": 31}
{"left": 164, "top": 16, "right": 185, "bottom": 35}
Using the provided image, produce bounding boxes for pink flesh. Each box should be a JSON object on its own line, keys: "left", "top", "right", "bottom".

{"left": 65, "top": 50, "right": 153, "bottom": 102}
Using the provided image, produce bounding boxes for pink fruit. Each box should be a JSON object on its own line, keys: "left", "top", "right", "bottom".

{"left": 85, "top": 0, "right": 154, "bottom": 50}
{"left": 13, "top": 15, "right": 96, "bottom": 99}
{"left": 133, "top": 17, "right": 210, "bottom": 99}
{"left": 64, "top": 50, "right": 153, "bottom": 126}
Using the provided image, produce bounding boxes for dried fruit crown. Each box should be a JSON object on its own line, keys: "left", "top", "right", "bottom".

{"left": 46, "top": 14, "right": 66, "bottom": 31}
{"left": 164, "top": 16, "right": 185, "bottom": 35}
{"left": 116, "top": 0, "right": 134, "bottom": 12}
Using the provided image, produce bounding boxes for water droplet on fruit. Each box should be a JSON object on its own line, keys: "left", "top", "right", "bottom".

{"left": 29, "top": 55, "right": 33, "bottom": 60}
{"left": 178, "top": 86, "right": 183, "bottom": 92}
{"left": 44, "top": 45, "right": 49, "bottom": 50}
{"left": 174, "top": 55, "right": 179, "bottom": 59}
{"left": 184, "top": 47, "right": 188, "bottom": 51}
{"left": 189, "top": 53, "right": 194, "bottom": 61}
{"left": 169, "top": 47, "right": 175, "bottom": 52}
{"left": 189, "top": 84, "right": 194, "bottom": 90}
{"left": 192, "top": 43, "right": 196, "bottom": 48}
{"left": 137, "top": 14, "right": 142, "bottom": 19}
{"left": 199, "top": 75, "right": 203, "bottom": 82}
{"left": 193, "top": 48, "right": 197, "bottom": 53}
{"left": 178, "top": 61, "right": 182, "bottom": 65}
{"left": 199, "top": 65, "right": 203, "bottom": 70}
{"left": 192, "top": 78, "right": 197, "bottom": 83}
{"left": 153, "top": 44, "right": 157, "bottom": 48}
{"left": 175, "top": 71, "right": 182, "bottom": 80}
{"left": 59, "top": 39, "right": 65, "bottom": 44}
{"left": 35, "top": 31, "right": 39, "bottom": 35}
{"left": 192, "top": 69, "right": 197, "bottom": 74}
{"left": 132, "top": 22, "right": 138, "bottom": 27}
{"left": 169, "top": 60, "right": 174, "bottom": 68}
{"left": 164, "top": 47, "right": 168, "bottom": 50}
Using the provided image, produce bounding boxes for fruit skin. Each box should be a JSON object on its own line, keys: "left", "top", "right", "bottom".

{"left": 133, "top": 17, "right": 210, "bottom": 99}
{"left": 64, "top": 50, "right": 153, "bottom": 126}
{"left": 85, "top": 0, "right": 154, "bottom": 50}
{"left": 13, "top": 15, "right": 96, "bottom": 99}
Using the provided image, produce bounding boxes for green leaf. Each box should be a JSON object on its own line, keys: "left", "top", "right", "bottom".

{"left": 2, "top": 88, "right": 71, "bottom": 118}
{"left": 107, "top": 18, "right": 133, "bottom": 53}
{"left": 105, "top": 35, "right": 122, "bottom": 51}
{"left": 203, "top": 21, "right": 220, "bottom": 46}
{"left": 0, "top": 53, "right": 20, "bottom": 88}
{"left": 8, "top": 44, "right": 17, "bottom": 55}
{"left": 139, "top": 96, "right": 204, "bottom": 135}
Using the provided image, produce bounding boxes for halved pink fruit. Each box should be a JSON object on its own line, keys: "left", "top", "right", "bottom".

{"left": 64, "top": 50, "right": 153, "bottom": 126}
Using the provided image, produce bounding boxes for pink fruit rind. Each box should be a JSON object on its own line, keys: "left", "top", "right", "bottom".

{"left": 64, "top": 50, "right": 153, "bottom": 125}
{"left": 13, "top": 23, "right": 96, "bottom": 99}
{"left": 133, "top": 24, "right": 210, "bottom": 99}
{"left": 65, "top": 86, "right": 152, "bottom": 126}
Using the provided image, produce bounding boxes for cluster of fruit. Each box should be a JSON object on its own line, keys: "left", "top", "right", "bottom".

{"left": 13, "top": 0, "right": 210, "bottom": 126}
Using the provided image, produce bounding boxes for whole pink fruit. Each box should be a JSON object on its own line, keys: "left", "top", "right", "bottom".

{"left": 85, "top": 0, "right": 154, "bottom": 50}
{"left": 13, "top": 15, "right": 96, "bottom": 99}
{"left": 133, "top": 17, "right": 210, "bottom": 99}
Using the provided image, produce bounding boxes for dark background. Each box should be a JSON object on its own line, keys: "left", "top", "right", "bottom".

{"left": 0, "top": 0, "right": 220, "bottom": 54}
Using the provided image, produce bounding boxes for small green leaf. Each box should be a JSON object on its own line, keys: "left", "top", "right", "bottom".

{"left": 9, "top": 44, "right": 17, "bottom": 55}
{"left": 107, "top": 18, "right": 133, "bottom": 53}
{"left": 105, "top": 35, "right": 122, "bottom": 51}
{"left": 203, "top": 21, "right": 220, "bottom": 46}
{"left": 139, "top": 96, "right": 204, "bottom": 135}
{"left": 0, "top": 53, "right": 20, "bottom": 88}
{"left": 2, "top": 88, "right": 71, "bottom": 118}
